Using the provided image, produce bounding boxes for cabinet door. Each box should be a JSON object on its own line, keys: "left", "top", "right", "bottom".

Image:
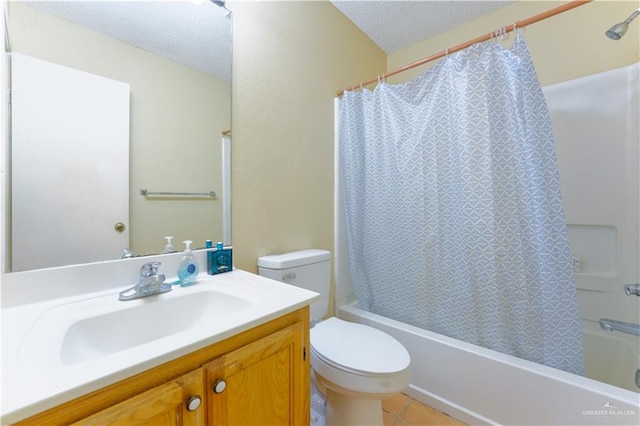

{"left": 70, "top": 369, "right": 204, "bottom": 426}
{"left": 205, "top": 322, "right": 307, "bottom": 425}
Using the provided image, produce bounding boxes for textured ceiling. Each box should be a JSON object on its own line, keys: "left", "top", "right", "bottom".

{"left": 331, "top": 0, "right": 515, "bottom": 54}
{"left": 18, "top": 0, "right": 232, "bottom": 82}
{"left": 17, "top": 1, "right": 515, "bottom": 82}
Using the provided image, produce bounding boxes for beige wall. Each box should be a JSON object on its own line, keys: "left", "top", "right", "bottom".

{"left": 387, "top": 0, "right": 640, "bottom": 86}
{"left": 9, "top": 3, "right": 230, "bottom": 258}
{"left": 229, "top": 1, "right": 385, "bottom": 274}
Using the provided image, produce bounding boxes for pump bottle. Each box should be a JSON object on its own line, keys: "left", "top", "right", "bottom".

{"left": 176, "top": 240, "right": 199, "bottom": 286}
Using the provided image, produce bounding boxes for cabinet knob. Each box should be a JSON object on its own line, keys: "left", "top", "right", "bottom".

{"left": 186, "top": 396, "right": 201, "bottom": 411}
{"left": 213, "top": 379, "right": 227, "bottom": 394}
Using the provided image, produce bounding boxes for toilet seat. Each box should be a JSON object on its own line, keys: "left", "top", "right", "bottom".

{"left": 310, "top": 317, "right": 411, "bottom": 396}
{"left": 311, "top": 317, "right": 410, "bottom": 374}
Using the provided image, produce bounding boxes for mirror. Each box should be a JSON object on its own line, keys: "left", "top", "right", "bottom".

{"left": 5, "top": 0, "right": 231, "bottom": 272}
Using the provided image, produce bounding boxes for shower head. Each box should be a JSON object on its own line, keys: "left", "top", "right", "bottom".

{"left": 606, "top": 22, "right": 629, "bottom": 40}
{"left": 606, "top": 8, "right": 640, "bottom": 40}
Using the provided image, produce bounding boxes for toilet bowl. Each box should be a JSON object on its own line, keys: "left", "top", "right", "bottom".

{"left": 311, "top": 317, "right": 410, "bottom": 425}
{"left": 257, "top": 249, "right": 411, "bottom": 426}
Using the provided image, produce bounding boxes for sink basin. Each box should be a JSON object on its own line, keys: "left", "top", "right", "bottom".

{"left": 60, "top": 290, "right": 251, "bottom": 365}
{"left": 16, "top": 280, "right": 273, "bottom": 368}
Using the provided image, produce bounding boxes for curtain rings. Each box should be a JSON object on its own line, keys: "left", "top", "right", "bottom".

{"left": 513, "top": 22, "right": 525, "bottom": 35}
{"left": 492, "top": 26, "right": 509, "bottom": 42}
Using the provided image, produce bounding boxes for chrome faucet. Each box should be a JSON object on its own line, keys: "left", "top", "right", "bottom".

{"left": 119, "top": 261, "right": 171, "bottom": 301}
{"left": 121, "top": 248, "right": 136, "bottom": 259}
{"left": 624, "top": 283, "right": 640, "bottom": 296}
{"left": 599, "top": 318, "right": 640, "bottom": 337}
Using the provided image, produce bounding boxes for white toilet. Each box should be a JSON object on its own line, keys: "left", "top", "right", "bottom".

{"left": 257, "top": 249, "right": 411, "bottom": 426}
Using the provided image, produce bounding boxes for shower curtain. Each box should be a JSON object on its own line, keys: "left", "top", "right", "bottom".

{"left": 339, "top": 33, "right": 585, "bottom": 375}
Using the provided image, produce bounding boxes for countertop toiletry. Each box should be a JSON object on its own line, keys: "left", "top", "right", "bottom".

{"left": 208, "top": 241, "right": 233, "bottom": 275}
{"left": 162, "top": 236, "right": 175, "bottom": 253}
{"left": 176, "top": 240, "right": 199, "bottom": 286}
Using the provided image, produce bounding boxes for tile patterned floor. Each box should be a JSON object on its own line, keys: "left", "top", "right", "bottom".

{"left": 382, "top": 393, "right": 466, "bottom": 426}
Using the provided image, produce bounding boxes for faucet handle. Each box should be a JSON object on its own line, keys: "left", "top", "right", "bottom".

{"left": 140, "top": 261, "right": 161, "bottom": 278}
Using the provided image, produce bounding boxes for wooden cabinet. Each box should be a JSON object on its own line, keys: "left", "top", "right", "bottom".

{"left": 70, "top": 369, "right": 204, "bottom": 426}
{"left": 206, "top": 323, "right": 306, "bottom": 425}
{"left": 15, "top": 308, "right": 309, "bottom": 426}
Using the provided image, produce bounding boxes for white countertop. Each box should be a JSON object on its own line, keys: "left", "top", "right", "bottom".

{"left": 1, "top": 265, "right": 318, "bottom": 424}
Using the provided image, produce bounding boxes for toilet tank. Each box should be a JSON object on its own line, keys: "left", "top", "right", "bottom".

{"left": 257, "top": 249, "right": 331, "bottom": 323}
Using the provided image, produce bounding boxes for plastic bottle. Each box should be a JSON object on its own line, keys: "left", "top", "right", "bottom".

{"left": 163, "top": 236, "right": 175, "bottom": 253}
{"left": 176, "top": 240, "right": 199, "bottom": 286}
{"left": 208, "top": 241, "right": 233, "bottom": 275}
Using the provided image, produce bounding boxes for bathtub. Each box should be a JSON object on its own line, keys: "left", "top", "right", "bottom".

{"left": 337, "top": 303, "right": 640, "bottom": 426}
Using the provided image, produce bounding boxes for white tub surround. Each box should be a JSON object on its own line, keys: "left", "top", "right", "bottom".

{"left": 1, "top": 253, "right": 319, "bottom": 424}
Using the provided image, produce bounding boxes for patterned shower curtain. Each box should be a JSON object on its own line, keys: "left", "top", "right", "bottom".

{"left": 339, "top": 33, "right": 585, "bottom": 375}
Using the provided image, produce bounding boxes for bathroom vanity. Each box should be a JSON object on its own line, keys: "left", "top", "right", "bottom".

{"left": 1, "top": 256, "right": 318, "bottom": 425}
{"left": 17, "top": 308, "right": 308, "bottom": 425}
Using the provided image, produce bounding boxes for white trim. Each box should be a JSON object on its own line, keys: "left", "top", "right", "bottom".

{"left": 1, "top": 0, "right": 8, "bottom": 274}
{"left": 222, "top": 134, "right": 231, "bottom": 246}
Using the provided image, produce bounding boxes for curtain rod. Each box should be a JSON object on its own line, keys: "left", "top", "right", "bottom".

{"left": 337, "top": 0, "right": 592, "bottom": 97}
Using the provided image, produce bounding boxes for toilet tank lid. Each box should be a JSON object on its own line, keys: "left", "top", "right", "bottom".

{"left": 257, "top": 249, "right": 330, "bottom": 269}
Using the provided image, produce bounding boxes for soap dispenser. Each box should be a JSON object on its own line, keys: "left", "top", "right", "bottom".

{"left": 163, "top": 236, "right": 175, "bottom": 253}
{"left": 176, "top": 240, "right": 199, "bottom": 286}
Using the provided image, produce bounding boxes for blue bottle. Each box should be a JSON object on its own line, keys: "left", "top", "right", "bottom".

{"left": 177, "top": 240, "right": 199, "bottom": 286}
{"left": 208, "top": 241, "right": 233, "bottom": 275}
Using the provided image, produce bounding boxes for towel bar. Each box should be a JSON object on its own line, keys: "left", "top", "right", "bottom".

{"left": 139, "top": 189, "right": 217, "bottom": 198}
